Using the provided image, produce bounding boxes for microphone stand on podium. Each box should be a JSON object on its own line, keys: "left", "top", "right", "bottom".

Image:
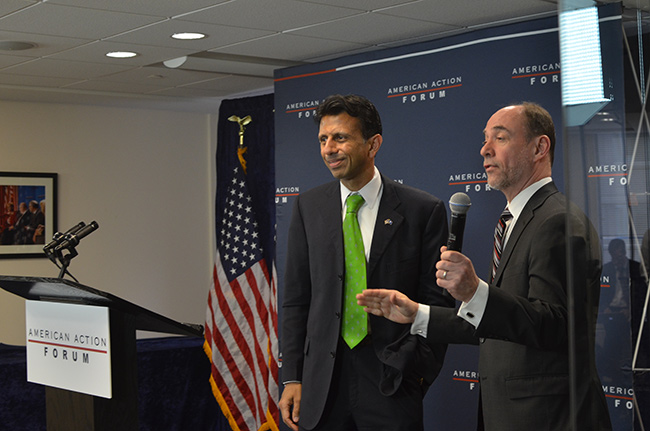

{"left": 0, "top": 221, "right": 204, "bottom": 431}
{"left": 42, "top": 220, "right": 98, "bottom": 282}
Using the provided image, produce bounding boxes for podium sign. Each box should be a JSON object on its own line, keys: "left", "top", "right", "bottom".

{"left": 1, "top": 275, "right": 203, "bottom": 431}
{"left": 26, "top": 301, "right": 112, "bottom": 398}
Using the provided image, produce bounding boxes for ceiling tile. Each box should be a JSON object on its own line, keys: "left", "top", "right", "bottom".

{"left": 210, "top": 32, "right": 369, "bottom": 62}
{"left": 63, "top": 79, "right": 172, "bottom": 94}
{"left": 296, "top": 0, "right": 420, "bottom": 10}
{"left": 0, "top": 53, "right": 34, "bottom": 69}
{"left": 179, "top": 0, "right": 363, "bottom": 32}
{"left": 289, "top": 11, "right": 459, "bottom": 45}
{"left": 181, "top": 75, "right": 273, "bottom": 91}
{"left": 0, "top": 1, "right": 38, "bottom": 17}
{"left": 45, "top": 0, "right": 229, "bottom": 17}
{"left": 149, "top": 85, "right": 228, "bottom": 98}
{"left": 0, "top": 2, "right": 162, "bottom": 39}
{"left": 152, "top": 75, "right": 272, "bottom": 97}
{"left": 0, "top": 72, "right": 81, "bottom": 88}
{"left": 95, "top": 66, "right": 228, "bottom": 87}
{"left": 377, "top": 0, "right": 557, "bottom": 27}
{"left": 2, "top": 58, "right": 133, "bottom": 79}
{"left": 177, "top": 56, "right": 277, "bottom": 78}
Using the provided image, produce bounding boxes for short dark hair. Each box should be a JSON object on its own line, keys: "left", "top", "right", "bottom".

{"left": 520, "top": 102, "right": 556, "bottom": 165}
{"left": 315, "top": 94, "right": 382, "bottom": 140}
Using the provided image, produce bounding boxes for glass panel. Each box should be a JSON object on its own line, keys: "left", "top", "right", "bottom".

{"left": 560, "top": 2, "right": 650, "bottom": 430}
{"left": 623, "top": 7, "right": 650, "bottom": 431}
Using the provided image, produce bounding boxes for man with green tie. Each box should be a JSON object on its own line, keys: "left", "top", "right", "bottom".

{"left": 279, "top": 94, "right": 453, "bottom": 431}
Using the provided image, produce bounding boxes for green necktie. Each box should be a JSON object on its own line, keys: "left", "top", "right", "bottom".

{"left": 341, "top": 194, "right": 367, "bottom": 348}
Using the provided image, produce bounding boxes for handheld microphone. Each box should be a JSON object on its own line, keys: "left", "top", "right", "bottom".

{"left": 447, "top": 192, "right": 471, "bottom": 252}
{"left": 43, "top": 221, "right": 86, "bottom": 251}
{"left": 55, "top": 221, "right": 99, "bottom": 252}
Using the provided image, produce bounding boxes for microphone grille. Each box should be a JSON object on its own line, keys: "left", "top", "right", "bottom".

{"left": 449, "top": 192, "right": 471, "bottom": 215}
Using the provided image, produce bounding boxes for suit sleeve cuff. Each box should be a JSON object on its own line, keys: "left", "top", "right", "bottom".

{"left": 457, "top": 279, "right": 489, "bottom": 328}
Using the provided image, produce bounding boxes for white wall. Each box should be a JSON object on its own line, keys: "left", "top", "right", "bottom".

{"left": 0, "top": 101, "right": 217, "bottom": 345}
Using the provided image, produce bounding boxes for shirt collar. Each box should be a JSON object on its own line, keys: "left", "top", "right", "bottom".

{"left": 340, "top": 166, "right": 382, "bottom": 210}
{"left": 507, "top": 177, "right": 552, "bottom": 219}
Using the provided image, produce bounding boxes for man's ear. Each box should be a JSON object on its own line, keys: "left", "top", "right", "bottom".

{"left": 368, "top": 134, "right": 382, "bottom": 157}
{"left": 533, "top": 135, "right": 551, "bottom": 161}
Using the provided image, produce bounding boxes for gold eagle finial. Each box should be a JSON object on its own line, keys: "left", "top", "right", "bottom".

{"left": 228, "top": 115, "right": 253, "bottom": 173}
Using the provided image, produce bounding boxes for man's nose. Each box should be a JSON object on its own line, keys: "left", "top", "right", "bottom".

{"left": 322, "top": 138, "right": 337, "bottom": 152}
{"left": 480, "top": 140, "right": 492, "bottom": 157}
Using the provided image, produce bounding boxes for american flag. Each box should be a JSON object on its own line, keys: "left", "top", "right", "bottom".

{"left": 205, "top": 162, "right": 279, "bottom": 431}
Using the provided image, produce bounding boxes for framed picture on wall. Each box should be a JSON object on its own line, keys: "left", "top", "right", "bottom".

{"left": 0, "top": 172, "right": 57, "bottom": 258}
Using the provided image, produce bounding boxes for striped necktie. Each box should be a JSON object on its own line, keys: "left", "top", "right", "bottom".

{"left": 341, "top": 194, "right": 367, "bottom": 348}
{"left": 491, "top": 208, "right": 512, "bottom": 282}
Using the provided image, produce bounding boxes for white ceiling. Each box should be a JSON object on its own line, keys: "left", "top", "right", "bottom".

{"left": 0, "top": 0, "right": 646, "bottom": 112}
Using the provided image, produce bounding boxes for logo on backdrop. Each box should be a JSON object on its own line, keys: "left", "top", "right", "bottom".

{"left": 284, "top": 99, "right": 323, "bottom": 119}
{"left": 511, "top": 62, "right": 560, "bottom": 87}
{"left": 587, "top": 164, "right": 628, "bottom": 186}
{"left": 387, "top": 76, "right": 463, "bottom": 104}
{"left": 602, "top": 385, "right": 635, "bottom": 410}
{"left": 276, "top": 186, "right": 300, "bottom": 205}
{"left": 452, "top": 369, "right": 479, "bottom": 391}
{"left": 448, "top": 171, "right": 493, "bottom": 194}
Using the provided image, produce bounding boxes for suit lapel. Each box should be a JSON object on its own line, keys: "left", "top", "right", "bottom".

{"left": 368, "top": 177, "right": 403, "bottom": 277}
{"left": 316, "top": 182, "right": 345, "bottom": 269}
{"left": 493, "top": 182, "right": 559, "bottom": 284}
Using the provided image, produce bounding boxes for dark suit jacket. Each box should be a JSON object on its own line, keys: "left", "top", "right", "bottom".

{"left": 427, "top": 182, "right": 612, "bottom": 431}
{"left": 281, "top": 174, "right": 453, "bottom": 430}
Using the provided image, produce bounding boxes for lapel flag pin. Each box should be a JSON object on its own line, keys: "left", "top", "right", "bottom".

{"left": 384, "top": 219, "right": 393, "bottom": 225}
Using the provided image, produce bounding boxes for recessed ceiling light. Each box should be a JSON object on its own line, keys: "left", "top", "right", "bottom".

{"left": 0, "top": 41, "right": 37, "bottom": 51}
{"left": 171, "top": 32, "right": 206, "bottom": 40}
{"left": 106, "top": 51, "right": 138, "bottom": 59}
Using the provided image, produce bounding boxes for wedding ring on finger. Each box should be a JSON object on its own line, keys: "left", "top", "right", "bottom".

{"left": 443, "top": 271, "right": 447, "bottom": 279}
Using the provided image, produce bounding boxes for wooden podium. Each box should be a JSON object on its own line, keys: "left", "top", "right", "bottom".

{"left": 0, "top": 275, "right": 203, "bottom": 431}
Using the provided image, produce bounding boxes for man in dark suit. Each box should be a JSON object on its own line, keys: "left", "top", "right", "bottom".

{"left": 26, "top": 200, "right": 45, "bottom": 244}
{"left": 13, "top": 202, "right": 31, "bottom": 245}
{"left": 358, "top": 102, "right": 612, "bottom": 430}
{"left": 279, "top": 94, "right": 453, "bottom": 431}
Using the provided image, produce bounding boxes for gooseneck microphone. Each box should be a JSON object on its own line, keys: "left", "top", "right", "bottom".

{"left": 446, "top": 192, "right": 471, "bottom": 252}
{"left": 55, "top": 221, "right": 99, "bottom": 252}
